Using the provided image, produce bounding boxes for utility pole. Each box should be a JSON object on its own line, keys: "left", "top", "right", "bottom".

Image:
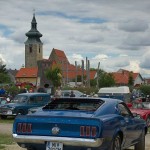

{"left": 97, "top": 62, "right": 100, "bottom": 88}
{"left": 81, "top": 60, "right": 84, "bottom": 86}
{"left": 75, "top": 61, "right": 77, "bottom": 87}
{"left": 86, "top": 57, "right": 88, "bottom": 87}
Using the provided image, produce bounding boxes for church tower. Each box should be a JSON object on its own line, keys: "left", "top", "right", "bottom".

{"left": 25, "top": 13, "right": 43, "bottom": 68}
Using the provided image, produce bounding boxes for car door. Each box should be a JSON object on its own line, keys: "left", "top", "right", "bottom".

{"left": 118, "top": 103, "right": 142, "bottom": 146}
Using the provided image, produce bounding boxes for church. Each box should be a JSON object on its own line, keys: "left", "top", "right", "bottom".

{"left": 15, "top": 14, "right": 97, "bottom": 89}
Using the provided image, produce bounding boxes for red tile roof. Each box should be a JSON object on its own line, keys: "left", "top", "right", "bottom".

{"left": 52, "top": 48, "right": 69, "bottom": 63}
{"left": 111, "top": 70, "right": 139, "bottom": 85}
{"left": 16, "top": 67, "right": 38, "bottom": 78}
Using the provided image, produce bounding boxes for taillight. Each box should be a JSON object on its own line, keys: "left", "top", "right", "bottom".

{"left": 91, "top": 127, "right": 96, "bottom": 137}
{"left": 17, "top": 123, "right": 32, "bottom": 133}
{"left": 86, "top": 126, "right": 90, "bottom": 136}
{"left": 80, "top": 126, "right": 97, "bottom": 137}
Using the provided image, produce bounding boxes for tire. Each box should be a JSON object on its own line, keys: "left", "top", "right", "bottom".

{"left": 134, "top": 131, "right": 145, "bottom": 150}
{"left": 110, "top": 134, "right": 121, "bottom": 150}
{"left": 0, "top": 115, "right": 7, "bottom": 119}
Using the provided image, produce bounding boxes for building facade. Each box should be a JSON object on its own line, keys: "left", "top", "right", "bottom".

{"left": 25, "top": 13, "right": 43, "bottom": 68}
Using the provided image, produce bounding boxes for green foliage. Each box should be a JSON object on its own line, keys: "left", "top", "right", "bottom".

{"left": 128, "top": 73, "right": 134, "bottom": 86}
{"left": 90, "top": 68, "right": 97, "bottom": 71}
{"left": 6, "top": 85, "right": 19, "bottom": 96}
{"left": 139, "top": 85, "right": 150, "bottom": 96}
{"left": 98, "top": 72, "right": 115, "bottom": 88}
{"left": 0, "top": 59, "right": 11, "bottom": 84}
{"left": 0, "top": 59, "right": 7, "bottom": 74}
{"left": 90, "top": 79, "right": 97, "bottom": 87}
{"left": 45, "top": 65, "right": 62, "bottom": 88}
{"left": 0, "top": 73, "right": 11, "bottom": 84}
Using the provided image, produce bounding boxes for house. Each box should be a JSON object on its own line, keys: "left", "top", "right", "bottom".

{"left": 112, "top": 69, "right": 144, "bottom": 87}
{"left": 15, "top": 67, "right": 38, "bottom": 87}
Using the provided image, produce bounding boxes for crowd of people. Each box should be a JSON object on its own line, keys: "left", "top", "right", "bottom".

{"left": 0, "top": 85, "right": 77, "bottom": 104}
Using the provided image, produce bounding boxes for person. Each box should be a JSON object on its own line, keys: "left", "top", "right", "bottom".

{"left": 70, "top": 90, "right": 75, "bottom": 97}
{"left": 19, "top": 86, "right": 27, "bottom": 93}
{"left": 55, "top": 86, "right": 62, "bottom": 97}
{"left": 37, "top": 87, "right": 46, "bottom": 93}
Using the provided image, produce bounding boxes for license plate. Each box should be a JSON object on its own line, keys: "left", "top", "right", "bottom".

{"left": 46, "top": 142, "right": 63, "bottom": 150}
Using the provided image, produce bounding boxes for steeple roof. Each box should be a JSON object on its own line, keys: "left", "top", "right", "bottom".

{"left": 25, "top": 13, "right": 42, "bottom": 44}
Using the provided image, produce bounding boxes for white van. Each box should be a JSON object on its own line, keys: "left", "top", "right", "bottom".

{"left": 98, "top": 86, "right": 131, "bottom": 103}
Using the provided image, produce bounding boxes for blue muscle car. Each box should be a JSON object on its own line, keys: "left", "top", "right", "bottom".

{"left": 12, "top": 97, "right": 147, "bottom": 150}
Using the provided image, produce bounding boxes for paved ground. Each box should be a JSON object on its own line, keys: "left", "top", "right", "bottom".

{"left": 0, "top": 123, "right": 150, "bottom": 150}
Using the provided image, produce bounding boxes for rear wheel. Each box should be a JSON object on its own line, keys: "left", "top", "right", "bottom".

{"left": 110, "top": 134, "right": 121, "bottom": 150}
{"left": 134, "top": 131, "right": 145, "bottom": 150}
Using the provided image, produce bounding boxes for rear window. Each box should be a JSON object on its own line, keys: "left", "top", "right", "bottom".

{"left": 43, "top": 98, "right": 104, "bottom": 111}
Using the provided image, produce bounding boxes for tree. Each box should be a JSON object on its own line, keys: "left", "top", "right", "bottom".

{"left": 0, "top": 58, "right": 11, "bottom": 83}
{"left": 98, "top": 71, "right": 115, "bottom": 88}
{"left": 90, "top": 79, "right": 97, "bottom": 87}
{"left": 45, "top": 64, "right": 62, "bottom": 88}
{"left": 0, "top": 73, "right": 11, "bottom": 83}
{"left": 139, "top": 85, "right": 150, "bottom": 96}
{"left": 128, "top": 73, "right": 134, "bottom": 86}
{"left": 0, "top": 58, "right": 7, "bottom": 74}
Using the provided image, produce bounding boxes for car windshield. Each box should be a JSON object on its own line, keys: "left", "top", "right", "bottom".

{"left": 43, "top": 98, "right": 104, "bottom": 111}
{"left": 11, "top": 95, "right": 28, "bottom": 103}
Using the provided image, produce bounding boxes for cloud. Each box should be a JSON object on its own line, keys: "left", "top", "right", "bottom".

{"left": 140, "top": 51, "right": 150, "bottom": 69}
{"left": 0, "top": 0, "right": 150, "bottom": 78}
{"left": 118, "top": 19, "right": 149, "bottom": 32}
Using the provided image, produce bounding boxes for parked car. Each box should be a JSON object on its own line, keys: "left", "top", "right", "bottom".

{"left": 0, "top": 97, "right": 7, "bottom": 106}
{"left": 98, "top": 86, "right": 131, "bottom": 103}
{"left": 61, "top": 90, "right": 87, "bottom": 97}
{"left": 0, "top": 93, "right": 51, "bottom": 119}
{"left": 13, "top": 97, "right": 147, "bottom": 150}
{"left": 130, "top": 101, "right": 150, "bottom": 127}
{"left": 28, "top": 106, "right": 43, "bottom": 114}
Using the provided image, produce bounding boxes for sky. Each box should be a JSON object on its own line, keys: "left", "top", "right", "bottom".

{"left": 0, "top": 0, "right": 150, "bottom": 78}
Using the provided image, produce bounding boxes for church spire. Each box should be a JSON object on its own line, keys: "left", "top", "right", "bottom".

{"left": 25, "top": 13, "right": 42, "bottom": 44}
{"left": 31, "top": 13, "right": 37, "bottom": 29}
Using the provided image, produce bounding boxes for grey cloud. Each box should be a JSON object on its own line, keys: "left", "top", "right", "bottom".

{"left": 118, "top": 20, "right": 149, "bottom": 32}
{"left": 71, "top": 35, "right": 104, "bottom": 43}
{"left": 123, "top": 33, "right": 150, "bottom": 47}
{"left": 140, "top": 52, "right": 150, "bottom": 69}
{"left": 118, "top": 45, "right": 141, "bottom": 51}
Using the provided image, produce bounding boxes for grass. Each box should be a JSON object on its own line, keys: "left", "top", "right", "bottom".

{"left": 0, "top": 117, "right": 14, "bottom": 124}
{"left": 0, "top": 134, "right": 14, "bottom": 149}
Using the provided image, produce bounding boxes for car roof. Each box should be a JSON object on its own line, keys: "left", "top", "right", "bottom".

{"left": 17, "top": 92, "right": 50, "bottom": 96}
{"left": 52, "top": 97, "right": 123, "bottom": 103}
